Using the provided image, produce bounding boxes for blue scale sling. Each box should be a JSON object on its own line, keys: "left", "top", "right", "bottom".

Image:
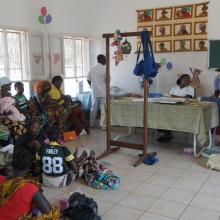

{"left": 133, "top": 31, "right": 158, "bottom": 79}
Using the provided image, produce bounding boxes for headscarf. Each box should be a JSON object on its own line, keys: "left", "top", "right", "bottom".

{"left": 0, "top": 77, "right": 11, "bottom": 88}
{"left": 0, "top": 177, "right": 60, "bottom": 220}
{"left": 33, "top": 80, "right": 51, "bottom": 95}
{"left": 0, "top": 177, "right": 41, "bottom": 207}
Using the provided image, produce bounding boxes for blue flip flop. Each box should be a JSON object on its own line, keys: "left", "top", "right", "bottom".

{"left": 144, "top": 156, "right": 159, "bottom": 165}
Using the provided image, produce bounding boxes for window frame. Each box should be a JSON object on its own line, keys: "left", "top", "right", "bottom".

{"left": 62, "top": 35, "right": 90, "bottom": 97}
{"left": 63, "top": 36, "right": 89, "bottom": 79}
{"left": 0, "top": 26, "right": 31, "bottom": 97}
{"left": 0, "top": 27, "right": 30, "bottom": 81}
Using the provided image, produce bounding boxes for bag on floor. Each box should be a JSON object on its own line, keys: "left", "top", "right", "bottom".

{"left": 63, "top": 192, "right": 101, "bottom": 220}
{"left": 82, "top": 156, "right": 120, "bottom": 190}
{"left": 207, "top": 154, "right": 220, "bottom": 171}
{"left": 86, "top": 168, "right": 120, "bottom": 190}
{"left": 62, "top": 130, "right": 77, "bottom": 142}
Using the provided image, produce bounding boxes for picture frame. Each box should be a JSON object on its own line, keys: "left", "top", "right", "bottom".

{"left": 28, "top": 32, "right": 45, "bottom": 79}
{"left": 137, "top": 25, "right": 153, "bottom": 35}
{"left": 155, "top": 40, "right": 172, "bottom": 53}
{"left": 174, "top": 22, "right": 192, "bottom": 36}
{"left": 174, "top": 39, "right": 191, "bottom": 52}
{"left": 136, "top": 41, "right": 155, "bottom": 52}
{"left": 195, "top": 2, "right": 208, "bottom": 18}
{"left": 194, "top": 21, "right": 208, "bottom": 35}
{"left": 155, "top": 7, "right": 172, "bottom": 21}
{"left": 49, "top": 34, "right": 64, "bottom": 77}
{"left": 137, "top": 10, "right": 154, "bottom": 22}
{"left": 174, "top": 5, "right": 193, "bottom": 19}
{"left": 194, "top": 39, "right": 208, "bottom": 51}
{"left": 155, "top": 24, "right": 172, "bottom": 37}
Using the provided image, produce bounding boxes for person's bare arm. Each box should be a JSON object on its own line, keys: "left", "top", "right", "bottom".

{"left": 33, "top": 191, "right": 52, "bottom": 214}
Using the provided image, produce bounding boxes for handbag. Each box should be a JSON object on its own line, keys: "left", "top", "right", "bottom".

{"left": 133, "top": 31, "right": 158, "bottom": 79}
{"left": 62, "top": 130, "right": 77, "bottom": 142}
{"left": 63, "top": 192, "right": 101, "bottom": 220}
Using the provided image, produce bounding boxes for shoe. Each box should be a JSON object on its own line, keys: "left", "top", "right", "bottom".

{"left": 144, "top": 157, "right": 159, "bottom": 165}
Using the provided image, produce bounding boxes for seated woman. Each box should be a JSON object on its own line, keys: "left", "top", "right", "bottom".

{"left": 36, "top": 127, "right": 87, "bottom": 188}
{"left": 32, "top": 80, "right": 67, "bottom": 130}
{"left": 0, "top": 163, "right": 60, "bottom": 219}
{"left": 158, "top": 74, "right": 194, "bottom": 142}
{"left": 169, "top": 74, "right": 194, "bottom": 98}
{"left": 48, "top": 76, "right": 90, "bottom": 135}
{"left": 0, "top": 77, "right": 27, "bottom": 141}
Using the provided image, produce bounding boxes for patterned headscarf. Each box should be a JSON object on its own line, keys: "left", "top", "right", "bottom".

{"left": 33, "top": 80, "right": 51, "bottom": 95}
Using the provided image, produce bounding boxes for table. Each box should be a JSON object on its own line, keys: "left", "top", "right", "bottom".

{"left": 76, "top": 92, "right": 92, "bottom": 110}
{"left": 109, "top": 99, "right": 219, "bottom": 156}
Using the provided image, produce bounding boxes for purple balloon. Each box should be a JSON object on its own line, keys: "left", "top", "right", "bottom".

{"left": 45, "top": 14, "right": 52, "bottom": 24}
{"left": 166, "top": 62, "right": 173, "bottom": 70}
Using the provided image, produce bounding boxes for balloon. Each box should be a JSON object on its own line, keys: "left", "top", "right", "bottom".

{"left": 160, "top": 58, "right": 167, "bottom": 65}
{"left": 38, "top": 15, "right": 44, "bottom": 24}
{"left": 45, "top": 14, "right": 52, "bottom": 24}
{"left": 166, "top": 62, "right": 173, "bottom": 70}
{"left": 41, "top": 6, "right": 47, "bottom": 17}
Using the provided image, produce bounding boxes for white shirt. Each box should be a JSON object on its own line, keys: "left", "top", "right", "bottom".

{"left": 87, "top": 63, "right": 106, "bottom": 97}
{"left": 169, "top": 85, "right": 194, "bottom": 97}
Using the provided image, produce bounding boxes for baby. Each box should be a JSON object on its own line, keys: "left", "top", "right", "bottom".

{"left": 0, "top": 97, "right": 25, "bottom": 121}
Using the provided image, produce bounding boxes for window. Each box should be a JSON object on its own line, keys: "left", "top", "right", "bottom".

{"left": 63, "top": 37, "right": 90, "bottom": 97}
{"left": 0, "top": 28, "right": 30, "bottom": 97}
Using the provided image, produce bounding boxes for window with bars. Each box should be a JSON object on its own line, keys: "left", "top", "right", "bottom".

{"left": 0, "top": 29, "right": 30, "bottom": 97}
{"left": 63, "top": 37, "right": 90, "bottom": 97}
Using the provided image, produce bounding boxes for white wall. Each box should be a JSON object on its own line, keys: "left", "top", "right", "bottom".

{"left": 0, "top": 0, "right": 95, "bottom": 34}
{"left": 88, "top": 0, "right": 220, "bottom": 96}
{"left": 0, "top": 0, "right": 95, "bottom": 78}
{"left": 0, "top": 0, "right": 219, "bottom": 95}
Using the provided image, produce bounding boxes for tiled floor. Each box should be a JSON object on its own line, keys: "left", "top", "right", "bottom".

{"left": 43, "top": 128, "right": 220, "bottom": 219}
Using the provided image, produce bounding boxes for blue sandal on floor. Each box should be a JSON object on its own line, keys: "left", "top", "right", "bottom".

{"left": 144, "top": 156, "right": 159, "bottom": 165}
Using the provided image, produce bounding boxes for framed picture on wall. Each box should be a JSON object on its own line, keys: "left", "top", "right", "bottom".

{"left": 49, "top": 34, "right": 64, "bottom": 77}
{"left": 137, "top": 10, "right": 154, "bottom": 22}
{"left": 174, "top": 39, "right": 191, "bottom": 52}
{"left": 137, "top": 41, "right": 155, "bottom": 52}
{"left": 155, "top": 7, "right": 172, "bottom": 21}
{"left": 28, "top": 32, "right": 45, "bottom": 79}
{"left": 174, "top": 5, "right": 193, "bottom": 19}
{"left": 137, "top": 25, "right": 153, "bottom": 35}
{"left": 194, "top": 21, "right": 208, "bottom": 35}
{"left": 174, "top": 22, "right": 192, "bottom": 36}
{"left": 195, "top": 2, "right": 208, "bottom": 17}
{"left": 155, "top": 41, "right": 172, "bottom": 53}
{"left": 194, "top": 39, "right": 208, "bottom": 51}
{"left": 155, "top": 24, "right": 172, "bottom": 37}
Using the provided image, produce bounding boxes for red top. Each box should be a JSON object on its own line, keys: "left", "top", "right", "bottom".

{"left": 0, "top": 176, "right": 39, "bottom": 220}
